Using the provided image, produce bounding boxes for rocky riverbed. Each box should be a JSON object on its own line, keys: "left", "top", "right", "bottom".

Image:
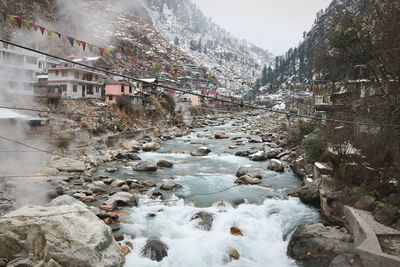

{"left": 0, "top": 112, "right": 355, "bottom": 267}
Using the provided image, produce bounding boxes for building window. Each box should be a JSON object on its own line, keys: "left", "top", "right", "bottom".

{"left": 62, "top": 85, "right": 67, "bottom": 92}
{"left": 73, "top": 85, "right": 78, "bottom": 92}
{"left": 129, "top": 86, "right": 132, "bottom": 93}
{"left": 109, "top": 96, "right": 113, "bottom": 101}
{"left": 74, "top": 71, "right": 79, "bottom": 79}
{"left": 55, "top": 70, "right": 59, "bottom": 76}
{"left": 95, "top": 86, "right": 99, "bottom": 93}
{"left": 25, "top": 56, "right": 37, "bottom": 64}
{"left": 121, "top": 85, "right": 125, "bottom": 93}
{"left": 87, "top": 85, "right": 93, "bottom": 95}
{"left": 62, "top": 70, "right": 68, "bottom": 77}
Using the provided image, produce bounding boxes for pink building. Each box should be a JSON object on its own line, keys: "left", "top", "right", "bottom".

{"left": 105, "top": 80, "right": 143, "bottom": 104}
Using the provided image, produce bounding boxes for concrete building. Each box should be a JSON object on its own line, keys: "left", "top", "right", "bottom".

{"left": 0, "top": 42, "right": 39, "bottom": 96}
{"left": 105, "top": 79, "right": 143, "bottom": 105}
{"left": 47, "top": 61, "right": 104, "bottom": 99}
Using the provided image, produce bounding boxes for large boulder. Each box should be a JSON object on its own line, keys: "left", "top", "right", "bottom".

{"left": 267, "top": 159, "right": 284, "bottom": 172}
{"left": 104, "top": 192, "right": 138, "bottom": 210}
{"left": 190, "top": 211, "right": 214, "bottom": 231}
{"left": 329, "top": 254, "right": 354, "bottom": 267}
{"left": 141, "top": 237, "right": 168, "bottom": 262}
{"left": 236, "top": 166, "right": 262, "bottom": 179}
{"left": 287, "top": 223, "right": 353, "bottom": 267}
{"left": 354, "top": 195, "right": 376, "bottom": 211}
{"left": 0, "top": 196, "right": 125, "bottom": 267}
{"left": 49, "top": 157, "right": 86, "bottom": 172}
{"left": 141, "top": 142, "right": 161, "bottom": 152}
{"left": 373, "top": 203, "right": 400, "bottom": 225}
{"left": 190, "top": 147, "right": 211, "bottom": 156}
{"left": 235, "top": 150, "right": 249, "bottom": 157}
{"left": 133, "top": 161, "right": 158, "bottom": 172}
{"left": 298, "top": 181, "right": 321, "bottom": 208}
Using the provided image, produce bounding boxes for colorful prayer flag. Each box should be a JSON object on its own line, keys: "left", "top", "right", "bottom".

{"left": 23, "top": 20, "right": 32, "bottom": 30}
{"left": 39, "top": 26, "right": 46, "bottom": 34}
{"left": 46, "top": 28, "right": 54, "bottom": 37}
{"left": 87, "top": 43, "right": 94, "bottom": 52}
{"left": 80, "top": 41, "right": 86, "bottom": 51}
{"left": 99, "top": 47, "right": 105, "bottom": 56}
{"left": 15, "top": 17, "right": 22, "bottom": 28}
{"left": 67, "top": 37, "right": 75, "bottom": 46}
{"left": 0, "top": 11, "right": 7, "bottom": 22}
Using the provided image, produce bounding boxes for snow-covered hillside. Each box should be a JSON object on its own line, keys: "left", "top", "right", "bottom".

{"left": 144, "top": 0, "right": 274, "bottom": 90}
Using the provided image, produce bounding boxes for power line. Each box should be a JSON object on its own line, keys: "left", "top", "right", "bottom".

{"left": 0, "top": 105, "right": 103, "bottom": 118}
{"left": 1, "top": 39, "right": 400, "bottom": 128}
{"left": 0, "top": 134, "right": 80, "bottom": 160}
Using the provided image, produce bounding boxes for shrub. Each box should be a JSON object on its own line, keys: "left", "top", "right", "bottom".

{"left": 116, "top": 95, "right": 133, "bottom": 114}
{"left": 302, "top": 133, "right": 327, "bottom": 163}
{"left": 298, "top": 120, "right": 317, "bottom": 137}
{"left": 53, "top": 132, "right": 72, "bottom": 149}
{"left": 161, "top": 94, "right": 176, "bottom": 113}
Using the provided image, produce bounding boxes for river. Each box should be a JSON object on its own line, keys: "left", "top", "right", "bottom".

{"left": 98, "top": 120, "right": 319, "bottom": 267}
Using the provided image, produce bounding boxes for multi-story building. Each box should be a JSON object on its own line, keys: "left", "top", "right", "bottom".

{"left": 0, "top": 42, "right": 39, "bottom": 96}
{"left": 47, "top": 60, "right": 104, "bottom": 99}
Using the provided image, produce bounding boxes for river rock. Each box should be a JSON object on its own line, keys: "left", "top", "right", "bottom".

{"left": 235, "top": 175, "right": 262, "bottom": 185}
{"left": 0, "top": 196, "right": 125, "bottom": 267}
{"left": 287, "top": 223, "right": 353, "bottom": 267}
{"left": 230, "top": 226, "right": 243, "bottom": 236}
{"left": 298, "top": 181, "right": 321, "bottom": 207}
{"left": 249, "top": 151, "right": 267, "bottom": 161}
{"left": 329, "top": 254, "right": 353, "bottom": 267}
{"left": 141, "top": 237, "right": 168, "bottom": 262}
{"left": 160, "top": 179, "right": 182, "bottom": 191}
{"left": 228, "top": 248, "right": 240, "bottom": 261}
{"left": 106, "top": 167, "right": 118, "bottom": 173}
{"left": 354, "top": 195, "right": 376, "bottom": 211}
{"left": 157, "top": 160, "right": 174, "bottom": 168}
{"left": 133, "top": 161, "right": 158, "bottom": 172}
{"left": 236, "top": 166, "right": 262, "bottom": 179}
{"left": 373, "top": 204, "right": 399, "bottom": 225}
{"left": 190, "top": 211, "right": 214, "bottom": 231}
{"left": 265, "top": 148, "right": 283, "bottom": 159}
{"left": 215, "top": 131, "right": 228, "bottom": 139}
{"left": 197, "top": 132, "right": 213, "bottom": 138}
{"left": 267, "top": 159, "right": 284, "bottom": 172}
{"left": 49, "top": 157, "right": 86, "bottom": 172}
{"left": 235, "top": 150, "right": 249, "bottom": 157}
{"left": 111, "top": 179, "right": 126, "bottom": 187}
{"left": 190, "top": 147, "right": 211, "bottom": 156}
{"left": 142, "top": 142, "right": 161, "bottom": 152}
{"left": 104, "top": 192, "right": 138, "bottom": 210}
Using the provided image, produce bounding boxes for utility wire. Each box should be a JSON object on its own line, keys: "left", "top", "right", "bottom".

{"left": 0, "top": 105, "right": 103, "bottom": 118}
{"left": 0, "top": 135, "right": 80, "bottom": 160}
{"left": 1, "top": 39, "right": 400, "bottom": 128}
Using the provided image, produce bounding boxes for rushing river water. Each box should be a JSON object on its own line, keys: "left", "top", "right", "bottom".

{"left": 101, "top": 122, "right": 319, "bottom": 267}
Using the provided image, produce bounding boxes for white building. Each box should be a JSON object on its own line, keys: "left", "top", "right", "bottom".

{"left": 0, "top": 42, "right": 39, "bottom": 96}
{"left": 47, "top": 61, "right": 104, "bottom": 99}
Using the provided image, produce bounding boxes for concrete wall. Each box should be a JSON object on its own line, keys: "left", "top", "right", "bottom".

{"left": 344, "top": 206, "right": 400, "bottom": 267}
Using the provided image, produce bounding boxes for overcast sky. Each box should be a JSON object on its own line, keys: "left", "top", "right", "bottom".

{"left": 191, "top": 0, "right": 332, "bottom": 55}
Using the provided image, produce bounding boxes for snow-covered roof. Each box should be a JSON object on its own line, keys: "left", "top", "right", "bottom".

{"left": 0, "top": 109, "right": 46, "bottom": 122}
{"left": 139, "top": 78, "right": 157, "bottom": 83}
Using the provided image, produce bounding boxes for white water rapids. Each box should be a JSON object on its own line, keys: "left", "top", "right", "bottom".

{"left": 100, "top": 122, "right": 319, "bottom": 267}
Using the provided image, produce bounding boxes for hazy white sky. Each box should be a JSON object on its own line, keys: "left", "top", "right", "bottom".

{"left": 191, "top": 0, "right": 332, "bottom": 55}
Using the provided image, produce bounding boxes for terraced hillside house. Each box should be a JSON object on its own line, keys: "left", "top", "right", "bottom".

{"left": 47, "top": 58, "right": 105, "bottom": 99}
{"left": 105, "top": 79, "right": 142, "bottom": 105}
